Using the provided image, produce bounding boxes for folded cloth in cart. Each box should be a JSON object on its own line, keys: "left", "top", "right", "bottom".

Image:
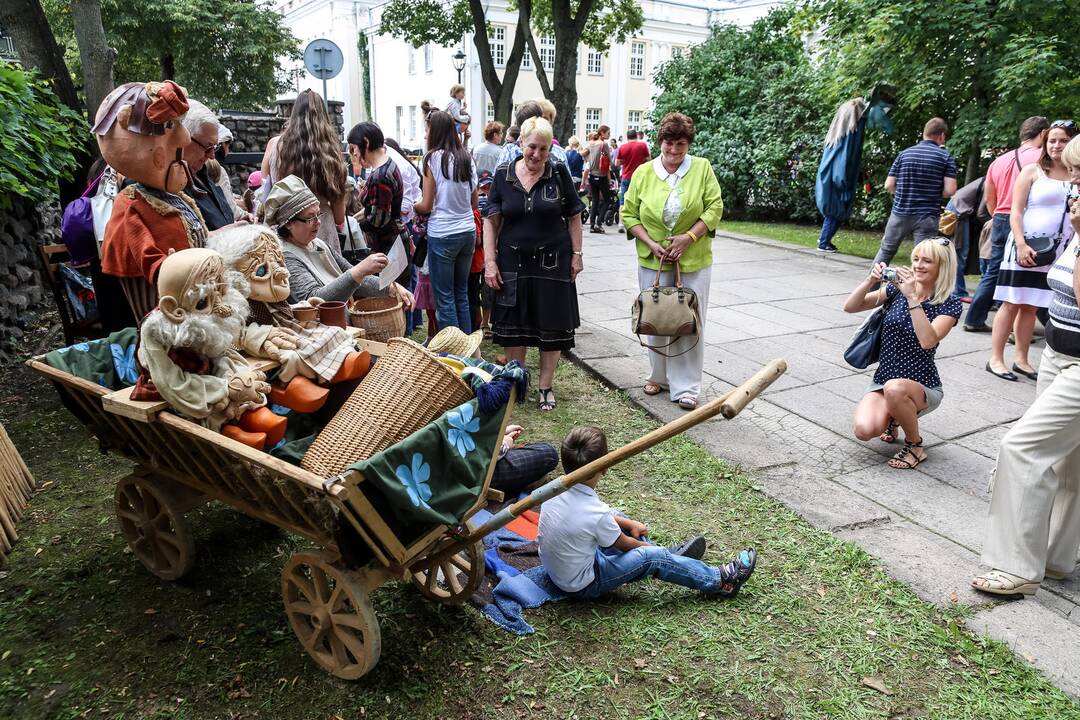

{"left": 348, "top": 398, "right": 505, "bottom": 526}
{"left": 44, "top": 327, "right": 140, "bottom": 390}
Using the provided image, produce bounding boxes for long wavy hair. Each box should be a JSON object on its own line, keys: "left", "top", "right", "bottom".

{"left": 424, "top": 110, "right": 472, "bottom": 183}
{"left": 276, "top": 89, "right": 346, "bottom": 203}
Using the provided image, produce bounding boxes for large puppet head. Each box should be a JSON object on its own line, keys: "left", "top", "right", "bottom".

{"left": 93, "top": 81, "right": 192, "bottom": 193}
{"left": 208, "top": 224, "right": 291, "bottom": 304}
{"left": 146, "top": 248, "right": 249, "bottom": 358}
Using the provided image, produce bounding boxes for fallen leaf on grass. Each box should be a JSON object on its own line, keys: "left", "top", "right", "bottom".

{"left": 226, "top": 688, "right": 251, "bottom": 701}
{"left": 816, "top": 586, "right": 827, "bottom": 598}
{"left": 988, "top": 669, "right": 1001, "bottom": 676}
{"left": 949, "top": 590, "right": 959, "bottom": 603}
{"left": 143, "top": 608, "right": 157, "bottom": 615}
{"left": 633, "top": 658, "right": 647, "bottom": 669}
{"left": 613, "top": 673, "right": 620, "bottom": 686}
{"left": 952, "top": 654, "right": 969, "bottom": 667}
{"left": 861, "top": 676, "right": 893, "bottom": 695}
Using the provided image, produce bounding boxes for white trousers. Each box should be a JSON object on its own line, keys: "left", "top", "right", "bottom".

{"left": 982, "top": 345, "right": 1080, "bottom": 581}
{"left": 636, "top": 264, "right": 711, "bottom": 401}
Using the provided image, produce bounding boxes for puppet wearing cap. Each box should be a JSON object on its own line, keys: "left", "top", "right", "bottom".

{"left": 95, "top": 81, "right": 206, "bottom": 318}
{"left": 136, "top": 247, "right": 288, "bottom": 449}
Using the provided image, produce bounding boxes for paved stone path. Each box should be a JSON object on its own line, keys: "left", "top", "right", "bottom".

{"left": 570, "top": 227, "right": 1080, "bottom": 697}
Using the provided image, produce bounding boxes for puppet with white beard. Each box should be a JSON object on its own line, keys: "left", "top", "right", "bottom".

{"left": 137, "top": 248, "right": 287, "bottom": 448}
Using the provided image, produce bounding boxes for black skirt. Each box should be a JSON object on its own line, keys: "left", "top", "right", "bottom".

{"left": 491, "top": 237, "right": 579, "bottom": 351}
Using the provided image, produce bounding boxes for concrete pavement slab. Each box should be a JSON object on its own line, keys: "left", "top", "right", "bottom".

{"left": 571, "top": 226, "right": 1072, "bottom": 695}
{"left": 968, "top": 600, "right": 1080, "bottom": 697}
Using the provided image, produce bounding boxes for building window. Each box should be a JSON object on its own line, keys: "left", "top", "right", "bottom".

{"left": 424, "top": 44, "right": 433, "bottom": 73}
{"left": 486, "top": 103, "right": 495, "bottom": 122}
{"left": 572, "top": 107, "right": 579, "bottom": 137}
{"left": 671, "top": 46, "right": 684, "bottom": 60}
{"left": 491, "top": 26, "right": 505, "bottom": 68}
{"left": 627, "top": 110, "right": 642, "bottom": 129}
{"left": 585, "top": 108, "right": 601, "bottom": 136}
{"left": 587, "top": 49, "right": 603, "bottom": 75}
{"left": 539, "top": 34, "right": 555, "bottom": 72}
{"left": 395, "top": 106, "right": 404, "bottom": 141}
{"left": 630, "top": 42, "right": 645, "bottom": 79}
{"left": 407, "top": 48, "right": 415, "bottom": 75}
{"left": 521, "top": 40, "right": 532, "bottom": 70}
{"left": 409, "top": 105, "right": 417, "bottom": 141}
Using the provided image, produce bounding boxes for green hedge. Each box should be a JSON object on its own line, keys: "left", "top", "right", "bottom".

{"left": 0, "top": 61, "right": 83, "bottom": 209}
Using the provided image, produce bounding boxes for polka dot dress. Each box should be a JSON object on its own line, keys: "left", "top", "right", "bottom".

{"left": 873, "top": 285, "right": 962, "bottom": 389}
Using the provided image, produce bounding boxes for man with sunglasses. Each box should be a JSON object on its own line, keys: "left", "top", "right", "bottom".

{"left": 964, "top": 116, "right": 1052, "bottom": 332}
{"left": 180, "top": 100, "right": 235, "bottom": 231}
{"left": 873, "top": 118, "right": 958, "bottom": 267}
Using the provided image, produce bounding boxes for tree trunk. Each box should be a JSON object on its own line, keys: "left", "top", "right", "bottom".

{"left": 468, "top": 0, "right": 527, "bottom": 128}
{"left": 548, "top": 0, "right": 596, "bottom": 143}
{"left": 71, "top": 0, "right": 116, "bottom": 119}
{"left": 160, "top": 52, "right": 176, "bottom": 81}
{"left": 965, "top": 140, "right": 981, "bottom": 185}
{"left": 518, "top": 0, "right": 551, "bottom": 98}
{"left": 0, "top": 0, "right": 81, "bottom": 113}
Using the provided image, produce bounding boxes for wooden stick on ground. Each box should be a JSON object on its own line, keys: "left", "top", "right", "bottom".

{"left": 461, "top": 358, "right": 787, "bottom": 545}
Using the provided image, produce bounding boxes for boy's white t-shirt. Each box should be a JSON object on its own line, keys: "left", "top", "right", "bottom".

{"left": 538, "top": 484, "right": 622, "bottom": 592}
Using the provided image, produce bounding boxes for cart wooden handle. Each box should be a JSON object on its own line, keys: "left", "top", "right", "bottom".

{"left": 460, "top": 358, "right": 787, "bottom": 545}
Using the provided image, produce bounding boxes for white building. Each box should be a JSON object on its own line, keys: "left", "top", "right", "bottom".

{"left": 275, "top": 0, "right": 780, "bottom": 148}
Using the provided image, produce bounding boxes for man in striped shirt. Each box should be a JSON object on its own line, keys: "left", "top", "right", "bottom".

{"left": 873, "top": 118, "right": 958, "bottom": 265}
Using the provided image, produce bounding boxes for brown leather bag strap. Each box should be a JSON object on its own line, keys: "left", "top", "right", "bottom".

{"left": 653, "top": 258, "right": 684, "bottom": 288}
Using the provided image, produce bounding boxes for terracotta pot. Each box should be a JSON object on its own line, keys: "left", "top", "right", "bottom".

{"left": 292, "top": 305, "right": 318, "bottom": 323}
{"left": 317, "top": 300, "right": 347, "bottom": 328}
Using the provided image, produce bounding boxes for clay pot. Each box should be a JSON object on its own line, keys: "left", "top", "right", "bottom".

{"left": 292, "top": 304, "right": 318, "bottom": 323}
{"left": 317, "top": 300, "right": 347, "bottom": 328}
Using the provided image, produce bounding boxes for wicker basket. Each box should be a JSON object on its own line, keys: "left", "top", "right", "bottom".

{"left": 348, "top": 296, "right": 405, "bottom": 343}
{"left": 301, "top": 337, "right": 474, "bottom": 477}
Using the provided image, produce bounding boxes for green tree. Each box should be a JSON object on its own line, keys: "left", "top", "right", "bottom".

{"left": 802, "top": 0, "right": 1080, "bottom": 183}
{"left": 651, "top": 8, "right": 831, "bottom": 223}
{"left": 379, "top": 0, "right": 528, "bottom": 131}
{"left": 43, "top": 0, "right": 299, "bottom": 111}
{"left": 379, "top": 0, "right": 642, "bottom": 142}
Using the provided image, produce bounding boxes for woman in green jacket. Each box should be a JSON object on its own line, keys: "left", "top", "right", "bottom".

{"left": 622, "top": 113, "right": 723, "bottom": 410}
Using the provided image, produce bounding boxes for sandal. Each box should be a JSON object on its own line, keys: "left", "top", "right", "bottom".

{"left": 538, "top": 388, "right": 556, "bottom": 412}
{"left": 971, "top": 569, "right": 1039, "bottom": 597}
{"left": 677, "top": 396, "right": 698, "bottom": 410}
{"left": 644, "top": 381, "right": 664, "bottom": 396}
{"left": 879, "top": 418, "right": 899, "bottom": 444}
{"left": 887, "top": 440, "right": 926, "bottom": 469}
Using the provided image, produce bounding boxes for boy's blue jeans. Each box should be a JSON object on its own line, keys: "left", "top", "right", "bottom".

{"left": 566, "top": 544, "right": 721, "bottom": 599}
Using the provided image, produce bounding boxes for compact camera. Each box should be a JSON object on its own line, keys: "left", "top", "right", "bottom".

{"left": 881, "top": 267, "right": 899, "bottom": 282}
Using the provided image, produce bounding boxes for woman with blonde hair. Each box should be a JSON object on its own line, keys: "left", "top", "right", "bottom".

{"left": 972, "top": 135, "right": 1080, "bottom": 597}
{"left": 844, "top": 238, "right": 962, "bottom": 469}
{"left": 484, "top": 116, "right": 584, "bottom": 411}
{"left": 261, "top": 89, "right": 349, "bottom": 254}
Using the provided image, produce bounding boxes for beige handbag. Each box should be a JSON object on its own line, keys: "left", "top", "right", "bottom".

{"left": 631, "top": 261, "right": 701, "bottom": 357}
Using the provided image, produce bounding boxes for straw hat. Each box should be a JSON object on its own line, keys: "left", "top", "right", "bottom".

{"left": 427, "top": 326, "right": 483, "bottom": 358}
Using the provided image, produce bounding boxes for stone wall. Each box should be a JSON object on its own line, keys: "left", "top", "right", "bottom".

{"left": 0, "top": 197, "right": 54, "bottom": 358}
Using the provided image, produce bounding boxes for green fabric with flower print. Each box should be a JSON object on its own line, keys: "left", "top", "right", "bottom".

{"left": 43, "top": 328, "right": 140, "bottom": 390}
{"left": 348, "top": 399, "right": 507, "bottom": 526}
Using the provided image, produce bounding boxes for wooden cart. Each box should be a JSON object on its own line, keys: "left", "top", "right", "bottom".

{"left": 28, "top": 342, "right": 785, "bottom": 680}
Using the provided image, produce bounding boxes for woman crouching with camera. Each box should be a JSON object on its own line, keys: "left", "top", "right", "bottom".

{"left": 844, "top": 238, "right": 962, "bottom": 469}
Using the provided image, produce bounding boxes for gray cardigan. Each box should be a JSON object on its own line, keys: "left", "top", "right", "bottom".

{"left": 282, "top": 241, "right": 385, "bottom": 303}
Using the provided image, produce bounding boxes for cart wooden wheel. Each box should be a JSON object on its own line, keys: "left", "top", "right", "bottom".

{"left": 282, "top": 551, "right": 381, "bottom": 680}
{"left": 409, "top": 523, "right": 484, "bottom": 605}
{"left": 114, "top": 473, "right": 195, "bottom": 581}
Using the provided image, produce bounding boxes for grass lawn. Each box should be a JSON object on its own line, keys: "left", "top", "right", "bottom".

{"left": 718, "top": 220, "right": 883, "bottom": 260}
{"left": 0, "top": 341, "right": 1077, "bottom": 719}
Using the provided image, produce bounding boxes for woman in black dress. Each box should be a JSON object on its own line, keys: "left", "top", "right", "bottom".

{"left": 482, "top": 117, "right": 585, "bottom": 411}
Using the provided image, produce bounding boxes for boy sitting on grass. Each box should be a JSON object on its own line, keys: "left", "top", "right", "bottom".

{"left": 538, "top": 426, "right": 757, "bottom": 599}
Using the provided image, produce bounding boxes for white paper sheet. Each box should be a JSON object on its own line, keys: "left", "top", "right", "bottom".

{"left": 379, "top": 237, "right": 408, "bottom": 290}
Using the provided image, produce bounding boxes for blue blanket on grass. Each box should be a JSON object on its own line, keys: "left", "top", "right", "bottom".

{"left": 472, "top": 509, "right": 568, "bottom": 635}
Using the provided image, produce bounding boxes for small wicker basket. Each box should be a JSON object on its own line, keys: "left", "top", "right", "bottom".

{"left": 348, "top": 296, "right": 406, "bottom": 343}
{"left": 301, "top": 337, "right": 474, "bottom": 477}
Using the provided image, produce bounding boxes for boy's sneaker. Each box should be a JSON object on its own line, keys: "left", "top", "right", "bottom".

{"left": 710, "top": 548, "right": 757, "bottom": 598}
{"left": 669, "top": 534, "right": 706, "bottom": 560}
{"left": 818, "top": 243, "right": 839, "bottom": 253}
